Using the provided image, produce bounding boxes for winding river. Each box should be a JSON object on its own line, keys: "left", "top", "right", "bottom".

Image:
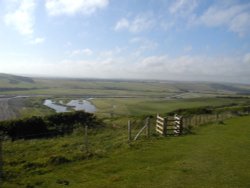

{"left": 43, "top": 99, "right": 96, "bottom": 113}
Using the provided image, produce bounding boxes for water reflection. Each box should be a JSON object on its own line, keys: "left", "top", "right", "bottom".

{"left": 44, "top": 99, "right": 68, "bottom": 113}
{"left": 43, "top": 99, "right": 96, "bottom": 113}
{"left": 66, "top": 100, "right": 96, "bottom": 113}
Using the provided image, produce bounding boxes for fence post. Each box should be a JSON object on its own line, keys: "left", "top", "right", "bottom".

{"left": 188, "top": 117, "right": 191, "bottom": 127}
{"left": 194, "top": 115, "right": 197, "bottom": 126}
{"left": 182, "top": 118, "right": 186, "bottom": 130}
{"left": 84, "top": 125, "right": 88, "bottom": 152}
{"left": 179, "top": 116, "right": 183, "bottom": 135}
{"left": 145, "top": 118, "right": 150, "bottom": 138}
{"left": 0, "top": 133, "right": 3, "bottom": 185}
{"left": 128, "top": 120, "right": 131, "bottom": 142}
{"left": 134, "top": 117, "right": 148, "bottom": 140}
{"left": 164, "top": 117, "right": 167, "bottom": 135}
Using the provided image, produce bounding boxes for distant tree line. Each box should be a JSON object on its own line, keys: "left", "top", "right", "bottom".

{"left": 167, "top": 105, "right": 250, "bottom": 116}
{"left": 0, "top": 111, "right": 102, "bottom": 141}
{"left": 0, "top": 87, "right": 37, "bottom": 92}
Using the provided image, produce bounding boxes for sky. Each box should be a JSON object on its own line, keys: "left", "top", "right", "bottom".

{"left": 0, "top": 0, "right": 250, "bottom": 83}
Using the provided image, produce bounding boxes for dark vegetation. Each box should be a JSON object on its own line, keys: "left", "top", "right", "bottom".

{"left": 0, "top": 111, "right": 101, "bottom": 140}
{"left": 0, "top": 87, "right": 38, "bottom": 92}
{"left": 1, "top": 102, "right": 249, "bottom": 141}
{"left": 168, "top": 103, "right": 250, "bottom": 116}
{"left": 210, "top": 83, "right": 250, "bottom": 94}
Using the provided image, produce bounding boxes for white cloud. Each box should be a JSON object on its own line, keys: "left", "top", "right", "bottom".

{"left": 197, "top": 3, "right": 250, "bottom": 36}
{"left": 161, "top": 21, "right": 175, "bottom": 31}
{"left": 134, "top": 54, "right": 250, "bottom": 82}
{"left": 4, "top": 0, "right": 35, "bottom": 36}
{"left": 167, "top": 1, "right": 250, "bottom": 36}
{"left": 229, "top": 12, "right": 250, "bottom": 37}
{"left": 169, "top": 0, "right": 198, "bottom": 16}
{"left": 137, "top": 55, "right": 199, "bottom": 75}
{"left": 2, "top": 53, "right": 250, "bottom": 83}
{"left": 30, "top": 37, "right": 45, "bottom": 44}
{"left": 45, "top": 0, "right": 109, "bottom": 16}
{"left": 114, "top": 18, "right": 129, "bottom": 31}
{"left": 164, "top": 0, "right": 198, "bottom": 31}
{"left": 129, "top": 37, "right": 158, "bottom": 57}
{"left": 243, "top": 53, "right": 250, "bottom": 64}
{"left": 129, "top": 37, "right": 141, "bottom": 44}
{"left": 130, "top": 37, "right": 157, "bottom": 48}
{"left": 72, "top": 48, "right": 93, "bottom": 56}
{"left": 130, "top": 15, "right": 154, "bottom": 33}
{"left": 115, "top": 14, "right": 155, "bottom": 33}
{"left": 99, "top": 47, "right": 123, "bottom": 58}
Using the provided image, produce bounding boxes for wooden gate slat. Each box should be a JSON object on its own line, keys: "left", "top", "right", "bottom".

{"left": 156, "top": 114, "right": 183, "bottom": 136}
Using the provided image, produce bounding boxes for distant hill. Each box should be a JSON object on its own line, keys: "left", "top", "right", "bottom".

{"left": 0, "top": 73, "right": 250, "bottom": 96}
{"left": 0, "top": 73, "right": 35, "bottom": 84}
{"left": 169, "top": 81, "right": 250, "bottom": 95}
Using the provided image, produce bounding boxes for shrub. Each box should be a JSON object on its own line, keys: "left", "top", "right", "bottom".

{"left": 0, "top": 111, "right": 102, "bottom": 140}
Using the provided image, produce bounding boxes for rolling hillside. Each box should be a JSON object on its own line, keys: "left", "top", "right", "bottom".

{"left": 0, "top": 73, "right": 36, "bottom": 92}
{"left": 0, "top": 73, "right": 250, "bottom": 96}
{"left": 0, "top": 73, "right": 34, "bottom": 84}
{"left": 2, "top": 116, "right": 250, "bottom": 187}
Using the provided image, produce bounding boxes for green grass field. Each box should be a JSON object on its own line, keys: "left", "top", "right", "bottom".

{"left": 1, "top": 74, "right": 250, "bottom": 187}
{"left": 2, "top": 116, "right": 250, "bottom": 187}
{"left": 1, "top": 74, "right": 250, "bottom": 97}
{"left": 1, "top": 73, "right": 250, "bottom": 120}
{"left": 92, "top": 97, "right": 250, "bottom": 117}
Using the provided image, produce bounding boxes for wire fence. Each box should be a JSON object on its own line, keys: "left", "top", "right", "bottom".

{"left": 0, "top": 134, "right": 3, "bottom": 185}
{"left": 1, "top": 108, "right": 250, "bottom": 183}
{"left": 182, "top": 111, "right": 250, "bottom": 129}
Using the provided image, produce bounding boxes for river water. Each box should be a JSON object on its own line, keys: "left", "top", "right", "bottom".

{"left": 43, "top": 99, "right": 96, "bottom": 113}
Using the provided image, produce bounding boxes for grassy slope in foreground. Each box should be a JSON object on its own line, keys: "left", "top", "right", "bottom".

{"left": 3, "top": 116, "right": 250, "bottom": 188}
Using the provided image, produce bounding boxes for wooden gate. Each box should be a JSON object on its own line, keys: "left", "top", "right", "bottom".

{"left": 127, "top": 117, "right": 150, "bottom": 142}
{"left": 156, "top": 114, "right": 183, "bottom": 136}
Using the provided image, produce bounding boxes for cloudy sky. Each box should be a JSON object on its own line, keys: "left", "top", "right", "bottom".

{"left": 0, "top": 0, "right": 250, "bottom": 83}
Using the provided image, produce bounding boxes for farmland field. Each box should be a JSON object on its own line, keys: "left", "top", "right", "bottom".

{"left": 1, "top": 73, "right": 250, "bottom": 120}
{"left": 1, "top": 74, "right": 250, "bottom": 188}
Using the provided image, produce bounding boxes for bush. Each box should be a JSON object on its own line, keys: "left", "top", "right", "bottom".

{"left": 168, "top": 106, "right": 213, "bottom": 116}
{"left": 0, "top": 111, "right": 102, "bottom": 141}
{"left": 3, "top": 116, "right": 48, "bottom": 140}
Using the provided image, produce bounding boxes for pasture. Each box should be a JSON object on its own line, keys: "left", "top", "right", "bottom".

{"left": 1, "top": 74, "right": 250, "bottom": 187}
{"left": 2, "top": 116, "right": 250, "bottom": 187}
